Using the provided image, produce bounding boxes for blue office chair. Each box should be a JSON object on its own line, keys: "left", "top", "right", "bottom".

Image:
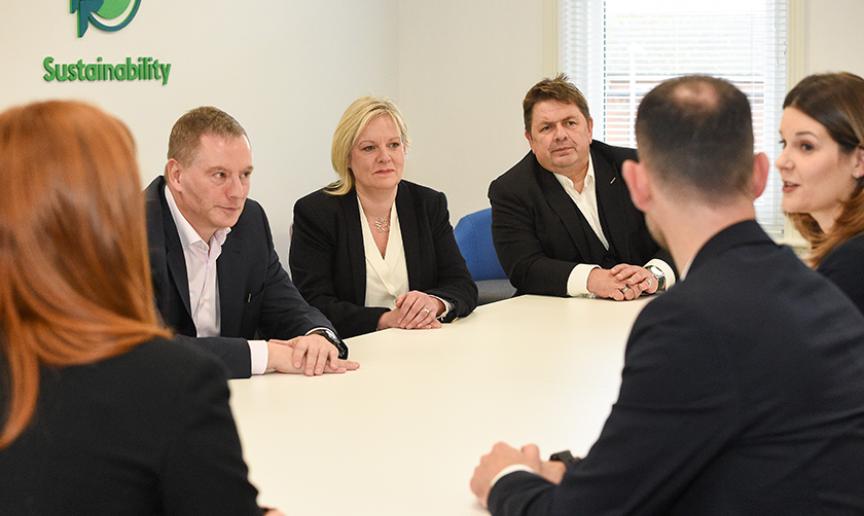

{"left": 454, "top": 208, "right": 515, "bottom": 304}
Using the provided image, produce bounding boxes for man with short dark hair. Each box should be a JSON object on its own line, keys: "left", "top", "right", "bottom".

{"left": 489, "top": 74, "right": 675, "bottom": 300}
{"left": 146, "top": 106, "right": 359, "bottom": 379}
{"left": 471, "top": 76, "right": 864, "bottom": 515}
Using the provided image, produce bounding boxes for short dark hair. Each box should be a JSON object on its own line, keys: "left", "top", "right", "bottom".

{"left": 635, "top": 75, "right": 753, "bottom": 201}
{"left": 523, "top": 73, "right": 590, "bottom": 132}
{"left": 167, "top": 106, "right": 247, "bottom": 166}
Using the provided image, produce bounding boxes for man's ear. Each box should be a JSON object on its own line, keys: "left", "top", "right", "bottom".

{"left": 524, "top": 130, "right": 533, "bottom": 145}
{"left": 622, "top": 159, "right": 651, "bottom": 212}
{"left": 164, "top": 159, "right": 182, "bottom": 191}
{"left": 751, "top": 152, "right": 770, "bottom": 199}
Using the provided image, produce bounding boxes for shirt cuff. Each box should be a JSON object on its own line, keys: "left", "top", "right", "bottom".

{"left": 248, "top": 340, "right": 268, "bottom": 375}
{"left": 645, "top": 258, "right": 676, "bottom": 290}
{"left": 490, "top": 464, "right": 539, "bottom": 489}
{"left": 429, "top": 295, "right": 452, "bottom": 320}
{"left": 567, "top": 264, "right": 600, "bottom": 297}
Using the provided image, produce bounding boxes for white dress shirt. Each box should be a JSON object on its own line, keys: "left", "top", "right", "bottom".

{"left": 555, "top": 155, "right": 675, "bottom": 296}
{"left": 164, "top": 187, "right": 269, "bottom": 374}
{"left": 358, "top": 201, "right": 451, "bottom": 318}
{"left": 359, "top": 202, "right": 410, "bottom": 309}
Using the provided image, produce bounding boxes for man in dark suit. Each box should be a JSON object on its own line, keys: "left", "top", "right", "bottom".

{"left": 489, "top": 74, "right": 675, "bottom": 299}
{"left": 146, "top": 106, "right": 359, "bottom": 379}
{"left": 470, "top": 76, "right": 864, "bottom": 514}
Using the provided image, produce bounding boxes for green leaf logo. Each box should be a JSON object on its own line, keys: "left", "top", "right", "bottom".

{"left": 71, "top": 0, "right": 142, "bottom": 38}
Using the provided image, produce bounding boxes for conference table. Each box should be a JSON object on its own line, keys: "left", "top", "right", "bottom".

{"left": 229, "top": 294, "right": 651, "bottom": 515}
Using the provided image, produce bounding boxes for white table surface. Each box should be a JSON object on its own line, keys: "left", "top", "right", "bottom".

{"left": 229, "top": 294, "right": 650, "bottom": 516}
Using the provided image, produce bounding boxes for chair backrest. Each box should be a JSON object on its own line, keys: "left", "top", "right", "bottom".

{"left": 454, "top": 208, "right": 507, "bottom": 281}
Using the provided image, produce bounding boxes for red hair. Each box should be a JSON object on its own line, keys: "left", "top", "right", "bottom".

{"left": 0, "top": 101, "right": 170, "bottom": 448}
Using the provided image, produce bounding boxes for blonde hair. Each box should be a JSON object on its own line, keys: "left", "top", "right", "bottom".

{"left": 326, "top": 96, "right": 409, "bottom": 196}
{"left": 0, "top": 101, "right": 170, "bottom": 448}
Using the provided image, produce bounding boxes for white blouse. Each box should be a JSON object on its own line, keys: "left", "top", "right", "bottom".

{"left": 358, "top": 201, "right": 410, "bottom": 309}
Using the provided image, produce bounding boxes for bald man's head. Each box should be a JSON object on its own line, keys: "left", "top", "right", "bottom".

{"left": 635, "top": 76, "right": 754, "bottom": 203}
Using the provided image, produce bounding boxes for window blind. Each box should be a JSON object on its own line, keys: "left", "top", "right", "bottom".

{"left": 560, "top": 0, "right": 788, "bottom": 236}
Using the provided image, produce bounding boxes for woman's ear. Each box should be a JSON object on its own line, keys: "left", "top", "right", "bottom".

{"left": 852, "top": 146, "right": 864, "bottom": 179}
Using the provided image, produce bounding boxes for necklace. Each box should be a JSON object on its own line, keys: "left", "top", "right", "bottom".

{"left": 373, "top": 217, "right": 390, "bottom": 233}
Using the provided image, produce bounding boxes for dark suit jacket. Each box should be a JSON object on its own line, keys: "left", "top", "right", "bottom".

{"left": 145, "top": 177, "right": 338, "bottom": 378}
{"left": 289, "top": 181, "right": 478, "bottom": 338}
{"left": 818, "top": 231, "right": 864, "bottom": 316}
{"left": 489, "top": 221, "right": 864, "bottom": 516}
{"left": 489, "top": 141, "right": 670, "bottom": 296}
{"left": 0, "top": 338, "right": 260, "bottom": 515}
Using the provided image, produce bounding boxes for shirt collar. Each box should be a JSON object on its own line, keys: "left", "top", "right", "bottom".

{"left": 163, "top": 185, "right": 231, "bottom": 250}
{"left": 553, "top": 153, "right": 595, "bottom": 193}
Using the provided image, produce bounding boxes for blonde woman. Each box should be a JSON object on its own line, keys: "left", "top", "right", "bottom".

{"left": 290, "top": 97, "right": 477, "bottom": 338}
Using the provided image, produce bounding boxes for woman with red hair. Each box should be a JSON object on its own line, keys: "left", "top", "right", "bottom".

{"left": 0, "top": 101, "right": 273, "bottom": 514}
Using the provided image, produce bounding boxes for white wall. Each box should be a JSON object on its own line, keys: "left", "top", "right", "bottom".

{"left": 0, "top": 1, "right": 399, "bottom": 258}
{"left": 2, "top": 1, "right": 862, "bottom": 253}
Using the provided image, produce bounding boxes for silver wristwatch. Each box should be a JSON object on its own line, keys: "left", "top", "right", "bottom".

{"left": 645, "top": 264, "right": 666, "bottom": 291}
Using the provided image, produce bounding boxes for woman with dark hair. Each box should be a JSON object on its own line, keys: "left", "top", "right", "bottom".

{"left": 290, "top": 96, "right": 477, "bottom": 338}
{"left": 0, "top": 101, "right": 275, "bottom": 514}
{"left": 777, "top": 72, "right": 864, "bottom": 314}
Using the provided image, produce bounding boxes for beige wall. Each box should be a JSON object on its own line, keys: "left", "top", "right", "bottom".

{"left": 394, "top": 0, "right": 552, "bottom": 223}
{"left": 797, "top": 0, "right": 864, "bottom": 79}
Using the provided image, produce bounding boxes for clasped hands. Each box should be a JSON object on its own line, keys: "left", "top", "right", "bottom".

{"left": 587, "top": 263, "right": 659, "bottom": 301}
{"left": 266, "top": 334, "right": 359, "bottom": 376}
{"left": 469, "top": 442, "right": 568, "bottom": 509}
{"left": 378, "top": 290, "right": 445, "bottom": 330}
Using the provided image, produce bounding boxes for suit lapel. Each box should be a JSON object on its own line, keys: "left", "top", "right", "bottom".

{"left": 535, "top": 162, "right": 599, "bottom": 258}
{"left": 340, "top": 191, "right": 368, "bottom": 305}
{"left": 395, "top": 182, "right": 423, "bottom": 290}
{"left": 592, "top": 146, "right": 630, "bottom": 258}
{"left": 157, "top": 185, "right": 193, "bottom": 319}
{"left": 217, "top": 223, "right": 245, "bottom": 336}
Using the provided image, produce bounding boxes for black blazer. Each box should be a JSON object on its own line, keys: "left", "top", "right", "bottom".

{"left": 489, "top": 141, "right": 671, "bottom": 296}
{"left": 489, "top": 221, "right": 864, "bottom": 515}
{"left": 0, "top": 338, "right": 260, "bottom": 515}
{"left": 289, "top": 181, "right": 477, "bottom": 338}
{"left": 818, "top": 231, "right": 864, "bottom": 315}
{"left": 145, "top": 177, "right": 338, "bottom": 378}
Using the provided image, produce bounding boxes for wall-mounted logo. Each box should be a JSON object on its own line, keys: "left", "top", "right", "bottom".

{"left": 71, "top": 0, "right": 142, "bottom": 38}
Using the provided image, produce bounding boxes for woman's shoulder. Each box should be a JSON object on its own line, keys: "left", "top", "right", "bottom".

{"left": 822, "top": 231, "right": 864, "bottom": 266}
{"left": 294, "top": 187, "right": 349, "bottom": 214}
{"left": 399, "top": 180, "right": 447, "bottom": 203}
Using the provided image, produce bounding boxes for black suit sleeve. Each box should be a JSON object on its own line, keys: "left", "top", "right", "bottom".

{"left": 160, "top": 352, "right": 261, "bottom": 515}
{"left": 489, "top": 179, "right": 575, "bottom": 296}
{"left": 254, "top": 205, "right": 339, "bottom": 340}
{"left": 423, "top": 190, "right": 478, "bottom": 321}
{"left": 171, "top": 334, "right": 252, "bottom": 379}
{"left": 291, "top": 196, "right": 389, "bottom": 337}
{"left": 488, "top": 297, "right": 736, "bottom": 515}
